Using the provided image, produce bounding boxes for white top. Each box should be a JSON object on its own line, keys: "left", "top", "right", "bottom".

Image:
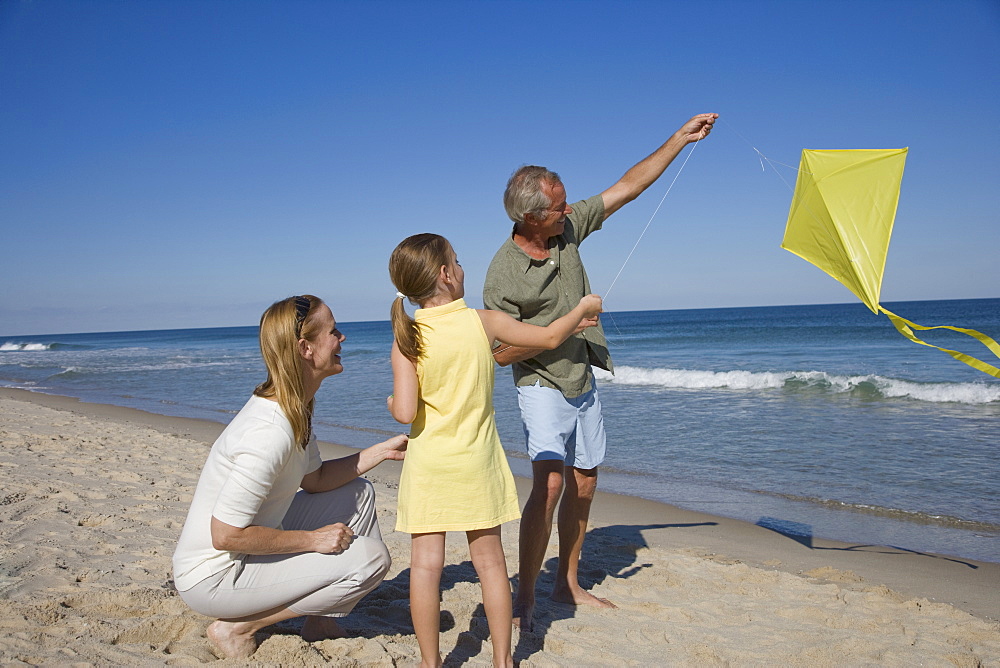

{"left": 172, "top": 394, "right": 322, "bottom": 590}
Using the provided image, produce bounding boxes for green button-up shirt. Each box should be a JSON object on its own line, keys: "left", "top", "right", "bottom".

{"left": 483, "top": 194, "right": 613, "bottom": 398}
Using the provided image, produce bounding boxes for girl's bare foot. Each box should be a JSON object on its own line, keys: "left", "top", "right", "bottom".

{"left": 206, "top": 620, "right": 258, "bottom": 658}
{"left": 301, "top": 615, "right": 348, "bottom": 642}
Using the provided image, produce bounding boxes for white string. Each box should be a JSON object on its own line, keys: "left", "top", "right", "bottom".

{"left": 603, "top": 139, "right": 701, "bottom": 302}
{"left": 604, "top": 120, "right": 805, "bottom": 306}
{"left": 720, "top": 117, "right": 806, "bottom": 193}
{"left": 600, "top": 120, "right": 804, "bottom": 343}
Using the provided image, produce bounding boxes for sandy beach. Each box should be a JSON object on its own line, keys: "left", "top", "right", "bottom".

{"left": 1, "top": 386, "right": 998, "bottom": 666}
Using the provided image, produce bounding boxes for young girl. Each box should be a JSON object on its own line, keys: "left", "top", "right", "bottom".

{"left": 387, "top": 233, "right": 602, "bottom": 668}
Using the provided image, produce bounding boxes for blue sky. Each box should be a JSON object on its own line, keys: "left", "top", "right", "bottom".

{"left": 2, "top": 0, "right": 998, "bottom": 335}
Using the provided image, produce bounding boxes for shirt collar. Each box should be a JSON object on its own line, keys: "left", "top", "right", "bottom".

{"left": 503, "top": 233, "right": 556, "bottom": 275}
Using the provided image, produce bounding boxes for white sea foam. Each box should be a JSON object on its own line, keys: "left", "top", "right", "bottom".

{"left": 594, "top": 366, "right": 1000, "bottom": 404}
{"left": 127, "top": 361, "right": 232, "bottom": 372}
{"left": 0, "top": 342, "right": 54, "bottom": 352}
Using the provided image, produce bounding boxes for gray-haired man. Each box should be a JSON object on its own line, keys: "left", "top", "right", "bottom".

{"left": 483, "top": 113, "right": 717, "bottom": 630}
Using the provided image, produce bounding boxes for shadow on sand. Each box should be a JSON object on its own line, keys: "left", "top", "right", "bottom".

{"left": 512, "top": 521, "right": 717, "bottom": 662}
{"left": 269, "top": 521, "right": 722, "bottom": 663}
{"left": 755, "top": 516, "right": 979, "bottom": 569}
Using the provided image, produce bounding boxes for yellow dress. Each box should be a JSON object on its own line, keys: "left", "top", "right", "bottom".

{"left": 396, "top": 299, "right": 521, "bottom": 533}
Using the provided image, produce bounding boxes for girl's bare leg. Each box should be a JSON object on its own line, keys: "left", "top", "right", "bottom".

{"left": 410, "top": 532, "right": 446, "bottom": 668}
{"left": 467, "top": 526, "right": 514, "bottom": 668}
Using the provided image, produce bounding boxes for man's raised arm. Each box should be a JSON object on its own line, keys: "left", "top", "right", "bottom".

{"left": 600, "top": 113, "right": 718, "bottom": 220}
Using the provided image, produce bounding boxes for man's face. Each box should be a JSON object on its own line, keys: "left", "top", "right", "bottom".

{"left": 536, "top": 180, "right": 573, "bottom": 238}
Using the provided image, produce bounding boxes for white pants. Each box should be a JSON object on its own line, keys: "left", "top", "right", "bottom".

{"left": 178, "top": 478, "right": 391, "bottom": 619}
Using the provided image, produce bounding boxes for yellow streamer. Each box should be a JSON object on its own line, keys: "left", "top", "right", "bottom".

{"left": 880, "top": 307, "right": 1000, "bottom": 378}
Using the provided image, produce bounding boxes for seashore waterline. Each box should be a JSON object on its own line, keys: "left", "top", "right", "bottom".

{"left": 2, "top": 298, "right": 998, "bottom": 563}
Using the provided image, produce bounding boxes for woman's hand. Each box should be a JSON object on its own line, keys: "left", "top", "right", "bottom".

{"left": 372, "top": 434, "right": 408, "bottom": 463}
{"left": 300, "top": 434, "right": 408, "bottom": 494}
{"left": 359, "top": 434, "right": 407, "bottom": 472}
{"left": 311, "top": 522, "right": 355, "bottom": 554}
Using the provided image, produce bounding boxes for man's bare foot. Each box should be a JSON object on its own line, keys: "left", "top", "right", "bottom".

{"left": 550, "top": 586, "right": 617, "bottom": 609}
{"left": 206, "top": 620, "right": 258, "bottom": 658}
{"left": 301, "top": 615, "right": 348, "bottom": 642}
{"left": 512, "top": 600, "right": 535, "bottom": 632}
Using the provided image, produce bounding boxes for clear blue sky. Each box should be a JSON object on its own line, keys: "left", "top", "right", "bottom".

{"left": 2, "top": 0, "right": 997, "bottom": 335}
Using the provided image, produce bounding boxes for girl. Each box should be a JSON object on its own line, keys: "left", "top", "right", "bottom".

{"left": 386, "top": 233, "right": 602, "bottom": 668}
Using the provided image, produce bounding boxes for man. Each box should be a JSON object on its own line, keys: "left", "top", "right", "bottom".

{"left": 483, "top": 113, "right": 718, "bottom": 630}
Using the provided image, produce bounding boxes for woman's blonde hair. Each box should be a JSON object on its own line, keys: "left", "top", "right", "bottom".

{"left": 388, "top": 233, "right": 453, "bottom": 363}
{"left": 254, "top": 294, "right": 324, "bottom": 448}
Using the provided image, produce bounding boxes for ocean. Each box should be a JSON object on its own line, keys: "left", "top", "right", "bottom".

{"left": 2, "top": 298, "right": 998, "bottom": 562}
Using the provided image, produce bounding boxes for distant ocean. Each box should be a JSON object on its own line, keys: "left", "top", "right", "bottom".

{"left": 3, "top": 298, "right": 998, "bottom": 562}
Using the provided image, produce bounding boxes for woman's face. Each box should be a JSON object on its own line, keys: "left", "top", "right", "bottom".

{"left": 304, "top": 304, "right": 346, "bottom": 378}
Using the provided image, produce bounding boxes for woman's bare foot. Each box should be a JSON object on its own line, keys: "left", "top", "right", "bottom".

{"left": 301, "top": 615, "right": 348, "bottom": 642}
{"left": 206, "top": 620, "right": 258, "bottom": 658}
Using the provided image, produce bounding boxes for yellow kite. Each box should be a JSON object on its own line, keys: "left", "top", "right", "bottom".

{"left": 781, "top": 148, "right": 1000, "bottom": 378}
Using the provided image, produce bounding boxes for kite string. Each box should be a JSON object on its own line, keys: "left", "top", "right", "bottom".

{"left": 603, "top": 139, "right": 701, "bottom": 303}
{"left": 719, "top": 117, "right": 804, "bottom": 194}
{"left": 600, "top": 120, "right": 800, "bottom": 343}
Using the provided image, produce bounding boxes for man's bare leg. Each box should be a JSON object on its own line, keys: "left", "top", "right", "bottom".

{"left": 550, "top": 466, "right": 616, "bottom": 609}
{"left": 512, "top": 460, "right": 565, "bottom": 631}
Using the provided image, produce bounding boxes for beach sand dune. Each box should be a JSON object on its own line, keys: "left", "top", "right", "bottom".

{"left": 1, "top": 389, "right": 998, "bottom": 666}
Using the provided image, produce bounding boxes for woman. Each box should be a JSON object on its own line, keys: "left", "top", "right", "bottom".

{"left": 172, "top": 295, "right": 407, "bottom": 658}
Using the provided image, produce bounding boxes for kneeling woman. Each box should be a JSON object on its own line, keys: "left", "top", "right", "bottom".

{"left": 172, "top": 295, "right": 407, "bottom": 658}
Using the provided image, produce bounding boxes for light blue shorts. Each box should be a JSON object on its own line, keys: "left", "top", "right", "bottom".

{"left": 516, "top": 381, "right": 606, "bottom": 470}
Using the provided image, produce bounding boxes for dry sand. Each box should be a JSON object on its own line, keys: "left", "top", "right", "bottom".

{"left": 1, "top": 387, "right": 998, "bottom": 666}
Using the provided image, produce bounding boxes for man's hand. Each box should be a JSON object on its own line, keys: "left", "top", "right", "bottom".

{"left": 677, "top": 113, "right": 718, "bottom": 143}
{"left": 601, "top": 112, "right": 719, "bottom": 218}
{"left": 574, "top": 315, "right": 599, "bottom": 335}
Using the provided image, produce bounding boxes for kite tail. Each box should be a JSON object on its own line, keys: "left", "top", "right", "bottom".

{"left": 879, "top": 307, "right": 1000, "bottom": 378}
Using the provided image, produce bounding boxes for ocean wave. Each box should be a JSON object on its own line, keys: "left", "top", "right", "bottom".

{"left": 125, "top": 361, "right": 235, "bottom": 372}
{"left": 594, "top": 366, "right": 1000, "bottom": 404}
{"left": 37, "top": 360, "right": 237, "bottom": 378}
{"left": 1, "top": 341, "right": 56, "bottom": 352}
{"left": 51, "top": 367, "right": 84, "bottom": 378}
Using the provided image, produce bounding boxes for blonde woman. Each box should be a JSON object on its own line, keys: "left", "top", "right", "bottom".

{"left": 172, "top": 295, "right": 407, "bottom": 658}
